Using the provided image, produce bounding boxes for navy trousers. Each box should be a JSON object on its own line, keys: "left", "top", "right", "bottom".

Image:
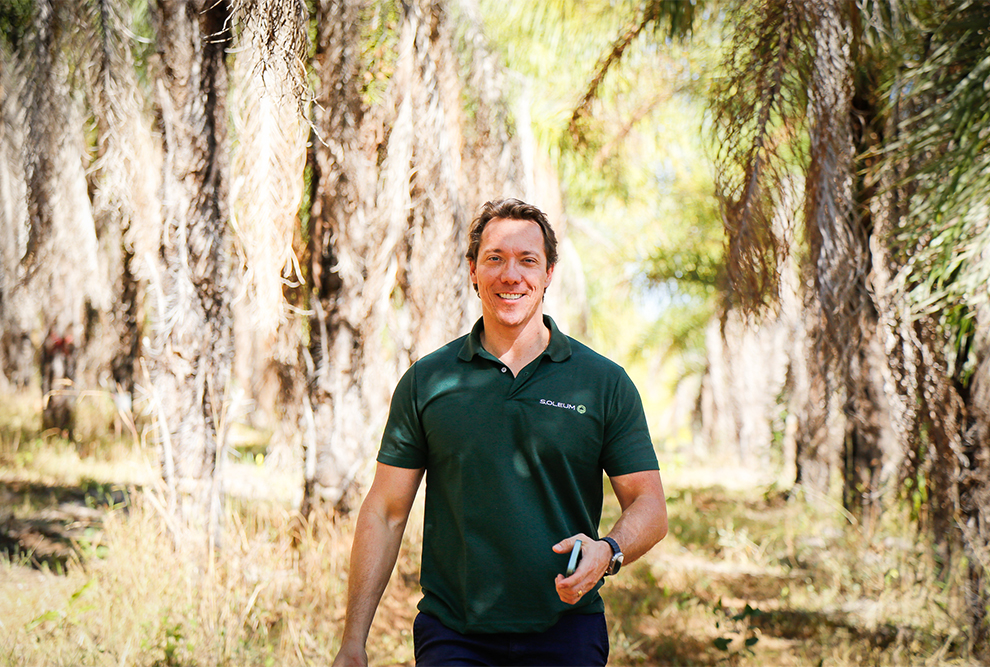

{"left": 413, "top": 611, "right": 609, "bottom": 666}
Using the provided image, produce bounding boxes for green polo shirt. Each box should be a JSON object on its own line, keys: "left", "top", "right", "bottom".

{"left": 377, "top": 315, "right": 658, "bottom": 634}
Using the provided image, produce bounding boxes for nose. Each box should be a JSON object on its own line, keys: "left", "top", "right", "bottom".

{"left": 501, "top": 260, "right": 522, "bottom": 283}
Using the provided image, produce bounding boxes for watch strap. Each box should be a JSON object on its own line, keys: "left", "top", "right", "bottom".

{"left": 602, "top": 536, "right": 622, "bottom": 576}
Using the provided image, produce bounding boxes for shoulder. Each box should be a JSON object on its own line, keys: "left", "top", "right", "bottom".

{"left": 396, "top": 334, "right": 470, "bottom": 391}
{"left": 564, "top": 336, "right": 629, "bottom": 377}
{"left": 559, "top": 336, "right": 643, "bottom": 409}
{"left": 413, "top": 335, "right": 467, "bottom": 371}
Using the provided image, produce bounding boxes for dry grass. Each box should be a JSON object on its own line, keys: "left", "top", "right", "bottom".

{"left": 0, "top": 498, "right": 355, "bottom": 666}
{"left": 0, "top": 394, "right": 982, "bottom": 666}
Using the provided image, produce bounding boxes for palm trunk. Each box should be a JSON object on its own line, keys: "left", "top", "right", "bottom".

{"left": 41, "top": 329, "right": 76, "bottom": 436}
{"left": 302, "top": 0, "right": 386, "bottom": 514}
{"left": 20, "top": 0, "right": 84, "bottom": 434}
{"left": 788, "top": 297, "right": 842, "bottom": 496}
{"left": 961, "top": 313, "right": 990, "bottom": 656}
{"left": 0, "top": 62, "right": 33, "bottom": 391}
{"left": 150, "top": 0, "right": 233, "bottom": 551}
{"left": 804, "top": 0, "right": 894, "bottom": 520}
{"left": 86, "top": 0, "right": 160, "bottom": 406}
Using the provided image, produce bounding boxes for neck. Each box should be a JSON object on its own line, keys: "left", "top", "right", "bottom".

{"left": 481, "top": 315, "right": 549, "bottom": 375}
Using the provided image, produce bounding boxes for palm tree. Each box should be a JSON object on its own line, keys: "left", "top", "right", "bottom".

{"left": 2, "top": 0, "right": 111, "bottom": 438}
{"left": 883, "top": 0, "right": 990, "bottom": 651}
{"left": 709, "top": 0, "right": 990, "bottom": 654}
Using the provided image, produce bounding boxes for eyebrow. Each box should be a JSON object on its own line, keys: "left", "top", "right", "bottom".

{"left": 484, "top": 247, "right": 541, "bottom": 257}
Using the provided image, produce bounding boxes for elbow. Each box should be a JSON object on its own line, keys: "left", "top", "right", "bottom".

{"left": 656, "top": 514, "right": 668, "bottom": 543}
{"left": 655, "top": 500, "right": 669, "bottom": 543}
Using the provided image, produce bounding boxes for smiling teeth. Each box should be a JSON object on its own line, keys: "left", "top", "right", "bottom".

{"left": 498, "top": 293, "right": 523, "bottom": 300}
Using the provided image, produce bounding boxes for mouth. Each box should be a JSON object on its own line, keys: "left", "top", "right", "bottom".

{"left": 497, "top": 293, "right": 524, "bottom": 301}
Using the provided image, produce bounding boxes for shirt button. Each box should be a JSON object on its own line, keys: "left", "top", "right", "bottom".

{"left": 501, "top": 367, "right": 507, "bottom": 373}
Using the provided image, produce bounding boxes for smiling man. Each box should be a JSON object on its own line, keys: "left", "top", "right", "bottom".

{"left": 332, "top": 198, "right": 668, "bottom": 667}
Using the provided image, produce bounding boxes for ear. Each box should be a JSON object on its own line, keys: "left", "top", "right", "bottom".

{"left": 469, "top": 259, "right": 478, "bottom": 293}
{"left": 545, "top": 262, "right": 554, "bottom": 287}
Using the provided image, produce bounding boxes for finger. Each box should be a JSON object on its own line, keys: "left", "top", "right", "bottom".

{"left": 554, "top": 576, "right": 585, "bottom": 605}
{"left": 553, "top": 532, "right": 592, "bottom": 554}
{"left": 570, "top": 538, "right": 610, "bottom": 580}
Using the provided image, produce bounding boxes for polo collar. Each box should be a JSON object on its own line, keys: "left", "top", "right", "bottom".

{"left": 458, "top": 315, "right": 572, "bottom": 363}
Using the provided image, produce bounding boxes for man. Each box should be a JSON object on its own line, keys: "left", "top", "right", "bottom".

{"left": 332, "top": 198, "right": 667, "bottom": 666}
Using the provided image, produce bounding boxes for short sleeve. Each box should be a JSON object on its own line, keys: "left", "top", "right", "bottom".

{"left": 377, "top": 363, "right": 429, "bottom": 469}
{"left": 599, "top": 369, "right": 658, "bottom": 477}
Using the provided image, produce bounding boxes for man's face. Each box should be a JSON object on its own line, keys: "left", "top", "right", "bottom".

{"left": 469, "top": 217, "right": 554, "bottom": 333}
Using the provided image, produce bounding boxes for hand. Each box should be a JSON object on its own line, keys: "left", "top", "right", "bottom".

{"left": 551, "top": 534, "right": 612, "bottom": 605}
{"left": 331, "top": 642, "right": 369, "bottom": 667}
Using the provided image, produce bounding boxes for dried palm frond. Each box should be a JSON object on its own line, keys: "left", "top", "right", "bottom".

{"left": 10, "top": 0, "right": 106, "bottom": 314}
{"left": 710, "top": 0, "right": 813, "bottom": 312}
{"left": 230, "top": 0, "right": 310, "bottom": 111}
{"left": 229, "top": 0, "right": 310, "bottom": 338}
{"left": 19, "top": 0, "right": 60, "bottom": 270}
{"left": 78, "top": 0, "right": 161, "bottom": 393}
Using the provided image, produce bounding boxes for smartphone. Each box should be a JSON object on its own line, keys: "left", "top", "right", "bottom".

{"left": 566, "top": 539, "right": 582, "bottom": 576}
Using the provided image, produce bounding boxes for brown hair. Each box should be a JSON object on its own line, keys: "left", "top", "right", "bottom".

{"left": 465, "top": 198, "right": 558, "bottom": 268}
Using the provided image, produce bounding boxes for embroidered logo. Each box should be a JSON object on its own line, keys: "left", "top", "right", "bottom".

{"left": 540, "top": 399, "right": 587, "bottom": 415}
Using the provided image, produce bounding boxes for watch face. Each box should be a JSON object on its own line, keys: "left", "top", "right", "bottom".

{"left": 608, "top": 553, "right": 622, "bottom": 575}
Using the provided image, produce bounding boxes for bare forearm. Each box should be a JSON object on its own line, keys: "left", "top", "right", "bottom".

{"left": 339, "top": 504, "right": 409, "bottom": 647}
{"left": 607, "top": 469, "right": 668, "bottom": 564}
{"left": 333, "top": 464, "right": 423, "bottom": 666}
{"left": 553, "top": 472, "right": 668, "bottom": 604}
{"left": 605, "top": 492, "right": 667, "bottom": 564}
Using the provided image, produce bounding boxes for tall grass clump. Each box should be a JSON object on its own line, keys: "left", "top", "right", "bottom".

{"left": 0, "top": 388, "right": 422, "bottom": 667}
{"left": 1, "top": 494, "right": 362, "bottom": 666}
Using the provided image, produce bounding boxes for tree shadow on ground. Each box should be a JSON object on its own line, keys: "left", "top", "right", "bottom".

{"left": 0, "top": 479, "right": 133, "bottom": 570}
{"left": 604, "top": 568, "right": 961, "bottom": 666}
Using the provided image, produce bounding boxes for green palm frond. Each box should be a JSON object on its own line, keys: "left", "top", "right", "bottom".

{"left": 886, "top": 1, "right": 990, "bottom": 358}
{"left": 568, "top": 0, "right": 704, "bottom": 143}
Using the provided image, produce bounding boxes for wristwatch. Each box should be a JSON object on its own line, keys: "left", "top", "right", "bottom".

{"left": 602, "top": 537, "right": 623, "bottom": 576}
